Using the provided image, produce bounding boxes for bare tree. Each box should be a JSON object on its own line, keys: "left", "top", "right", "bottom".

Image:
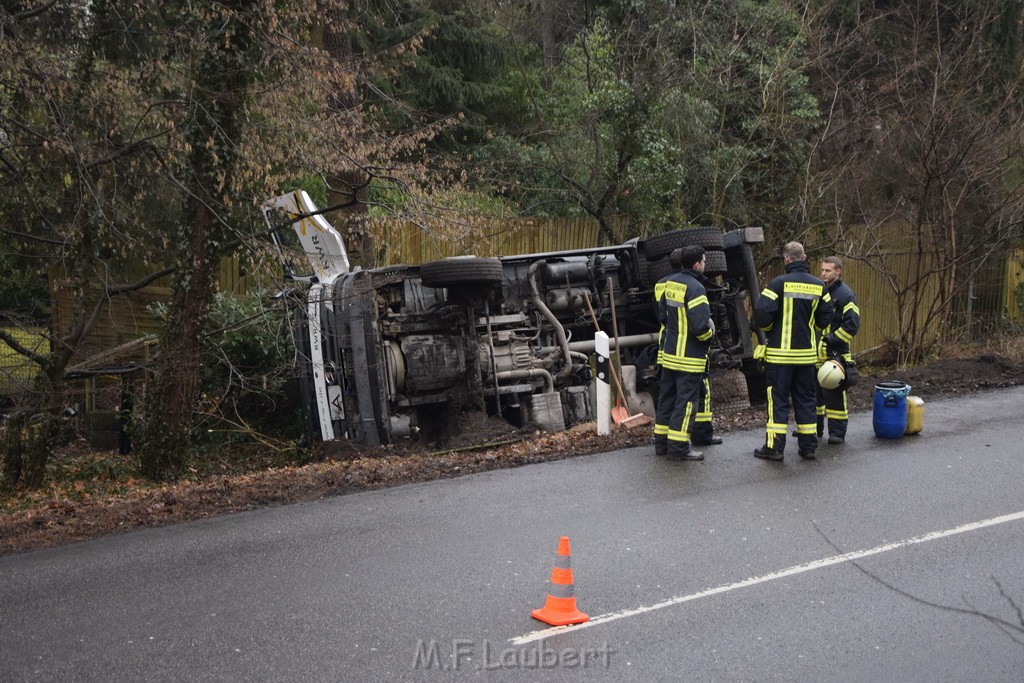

{"left": 136, "top": 1, "right": 266, "bottom": 477}
{"left": 808, "top": 0, "right": 1024, "bottom": 365}
{"left": 0, "top": 2, "right": 174, "bottom": 485}
{"left": 0, "top": 1, "right": 398, "bottom": 483}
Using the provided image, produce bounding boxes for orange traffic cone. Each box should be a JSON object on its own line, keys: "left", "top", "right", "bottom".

{"left": 531, "top": 536, "right": 590, "bottom": 626}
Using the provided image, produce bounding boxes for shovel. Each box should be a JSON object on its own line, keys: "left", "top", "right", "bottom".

{"left": 582, "top": 289, "right": 649, "bottom": 427}
{"left": 607, "top": 278, "right": 652, "bottom": 427}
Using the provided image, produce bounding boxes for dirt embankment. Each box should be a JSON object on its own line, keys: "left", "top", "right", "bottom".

{"left": 3, "top": 354, "right": 1023, "bottom": 556}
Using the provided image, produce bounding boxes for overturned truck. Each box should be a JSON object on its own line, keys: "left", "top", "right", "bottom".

{"left": 262, "top": 192, "right": 767, "bottom": 446}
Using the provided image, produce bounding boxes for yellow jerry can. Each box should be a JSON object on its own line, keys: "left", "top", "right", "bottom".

{"left": 905, "top": 396, "right": 924, "bottom": 435}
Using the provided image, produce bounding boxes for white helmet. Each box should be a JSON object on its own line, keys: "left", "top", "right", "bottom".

{"left": 817, "top": 359, "right": 846, "bottom": 390}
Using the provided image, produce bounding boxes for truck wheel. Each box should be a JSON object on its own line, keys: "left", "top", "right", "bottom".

{"left": 704, "top": 250, "right": 728, "bottom": 276}
{"left": 645, "top": 250, "right": 727, "bottom": 283}
{"left": 646, "top": 257, "right": 674, "bottom": 285}
{"left": 642, "top": 226, "right": 724, "bottom": 260}
{"left": 419, "top": 256, "right": 503, "bottom": 288}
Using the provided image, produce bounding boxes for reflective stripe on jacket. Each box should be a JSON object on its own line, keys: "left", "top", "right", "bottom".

{"left": 825, "top": 279, "right": 860, "bottom": 358}
{"left": 655, "top": 268, "right": 713, "bottom": 373}
{"left": 754, "top": 261, "right": 833, "bottom": 365}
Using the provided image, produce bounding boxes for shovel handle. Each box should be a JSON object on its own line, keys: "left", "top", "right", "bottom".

{"left": 581, "top": 291, "right": 632, "bottom": 410}
{"left": 607, "top": 277, "right": 627, "bottom": 397}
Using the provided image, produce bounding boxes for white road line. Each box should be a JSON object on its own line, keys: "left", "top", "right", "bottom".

{"left": 510, "top": 509, "right": 1024, "bottom": 646}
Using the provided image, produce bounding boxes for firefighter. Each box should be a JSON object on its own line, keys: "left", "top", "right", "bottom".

{"left": 817, "top": 255, "right": 860, "bottom": 444}
{"left": 653, "top": 245, "right": 715, "bottom": 461}
{"left": 753, "top": 242, "right": 833, "bottom": 461}
{"left": 668, "top": 248, "right": 722, "bottom": 447}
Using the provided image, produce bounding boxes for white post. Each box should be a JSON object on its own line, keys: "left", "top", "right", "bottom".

{"left": 595, "top": 331, "right": 611, "bottom": 436}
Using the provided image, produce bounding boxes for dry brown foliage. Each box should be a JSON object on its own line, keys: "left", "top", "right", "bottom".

{"left": 4, "top": 352, "right": 1024, "bottom": 556}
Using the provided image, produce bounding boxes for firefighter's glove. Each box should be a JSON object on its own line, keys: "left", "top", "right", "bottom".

{"left": 708, "top": 318, "right": 716, "bottom": 337}
{"left": 753, "top": 344, "right": 766, "bottom": 373}
{"left": 841, "top": 358, "right": 860, "bottom": 389}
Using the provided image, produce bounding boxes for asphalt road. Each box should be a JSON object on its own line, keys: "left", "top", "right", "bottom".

{"left": 3, "top": 387, "right": 1024, "bottom": 681}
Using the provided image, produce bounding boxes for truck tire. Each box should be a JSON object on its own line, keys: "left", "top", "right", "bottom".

{"left": 704, "top": 250, "right": 728, "bottom": 276}
{"left": 419, "top": 257, "right": 503, "bottom": 288}
{"left": 646, "top": 257, "right": 674, "bottom": 285}
{"left": 642, "top": 226, "right": 724, "bottom": 260}
{"left": 645, "top": 250, "right": 727, "bottom": 283}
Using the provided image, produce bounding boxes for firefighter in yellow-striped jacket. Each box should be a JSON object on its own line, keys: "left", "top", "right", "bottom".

{"left": 816, "top": 256, "right": 860, "bottom": 444}
{"left": 653, "top": 246, "right": 714, "bottom": 461}
{"left": 753, "top": 242, "right": 834, "bottom": 461}
{"left": 669, "top": 247, "right": 722, "bottom": 447}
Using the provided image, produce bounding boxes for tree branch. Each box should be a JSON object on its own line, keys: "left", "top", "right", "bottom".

{"left": 10, "top": 0, "right": 57, "bottom": 22}
{"left": 0, "top": 227, "right": 66, "bottom": 247}
{"left": 0, "top": 326, "right": 48, "bottom": 367}
{"left": 107, "top": 266, "right": 175, "bottom": 295}
{"left": 85, "top": 137, "right": 158, "bottom": 170}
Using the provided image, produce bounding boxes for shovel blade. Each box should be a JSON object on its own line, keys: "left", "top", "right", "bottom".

{"left": 611, "top": 405, "right": 631, "bottom": 424}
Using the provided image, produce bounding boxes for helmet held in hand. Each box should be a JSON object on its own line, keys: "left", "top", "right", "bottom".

{"left": 817, "top": 358, "right": 846, "bottom": 390}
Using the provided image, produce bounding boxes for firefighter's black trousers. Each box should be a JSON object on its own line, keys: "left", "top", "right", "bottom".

{"left": 816, "top": 383, "right": 849, "bottom": 439}
{"left": 691, "top": 373, "right": 714, "bottom": 443}
{"left": 654, "top": 368, "right": 702, "bottom": 452}
{"left": 764, "top": 363, "right": 818, "bottom": 453}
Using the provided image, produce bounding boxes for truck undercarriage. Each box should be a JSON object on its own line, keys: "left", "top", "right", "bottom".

{"left": 262, "top": 192, "right": 767, "bottom": 446}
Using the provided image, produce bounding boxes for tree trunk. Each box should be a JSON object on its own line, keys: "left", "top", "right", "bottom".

{"left": 2, "top": 413, "right": 26, "bottom": 486}
{"left": 138, "top": 1, "right": 258, "bottom": 479}
{"left": 321, "top": 0, "right": 371, "bottom": 265}
{"left": 540, "top": 0, "right": 561, "bottom": 71}
{"left": 595, "top": 214, "right": 620, "bottom": 246}
{"left": 18, "top": 370, "right": 66, "bottom": 487}
{"left": 139, "top": 212, "right": 219, "bottom": 478}
{"left": 323, "top": 0, "right": 357, "bottom": 112}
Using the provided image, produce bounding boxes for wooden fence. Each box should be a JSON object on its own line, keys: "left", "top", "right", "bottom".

{"left": 829, "top": 253, "right": 944, "bottom": 355}
{"left": 368, "top": 216, "right": 1023, "bottom": 355}
{"left": 365, "top": 215, "right": 625, "bottom": 265}
{"left": 47, "top": 257, "right": 259, "bottom": 369}
{"left": 1002, "top": 251, "right": 1024, "bottom": 321}
{"left": 7, "top": 218, "right": 1021, "bottom": 389}
{"left": 811, "top": 245, "right": 1011, "bottom": 356}
{"left": 756, "top": 247, "right": 1019, "bottom": 356}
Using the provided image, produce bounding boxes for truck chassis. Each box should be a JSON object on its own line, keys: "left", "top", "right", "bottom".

{"left": 262, "top": 191, "right": 766, "bottom": 446}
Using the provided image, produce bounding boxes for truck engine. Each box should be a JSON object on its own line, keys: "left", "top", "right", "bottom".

{"left": 262, "top": 191, "right": 767, "bottom": 446}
